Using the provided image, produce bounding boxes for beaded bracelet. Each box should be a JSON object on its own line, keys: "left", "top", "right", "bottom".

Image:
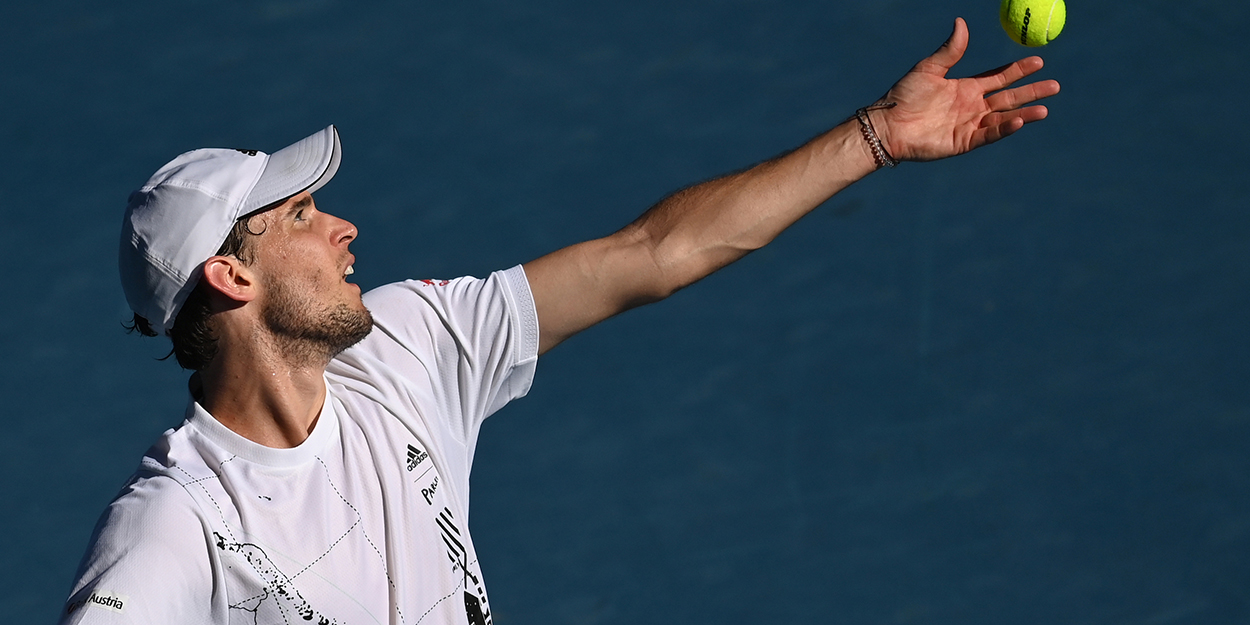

{"left": 855, "top": 102, "right": 899, "bottom": 169}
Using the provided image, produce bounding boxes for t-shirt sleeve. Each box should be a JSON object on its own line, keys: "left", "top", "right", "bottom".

{"left": 334, "top": 265, "right": 540, "bottom": 442}
{"left": 59, "top": 473, "right": 217, "bottom": 625}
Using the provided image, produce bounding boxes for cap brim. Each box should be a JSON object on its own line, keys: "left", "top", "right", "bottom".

{"left": 242, "top": 125, "right": 341, "bottom": 215}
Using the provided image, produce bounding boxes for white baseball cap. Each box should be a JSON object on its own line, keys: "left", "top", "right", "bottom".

{"left": 119, "top": 125, "right": 342, "bottom": 335}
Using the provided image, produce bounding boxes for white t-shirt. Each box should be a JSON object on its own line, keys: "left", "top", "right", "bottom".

{"left": 61, "top": 266, "right": 540, "bottom": 625}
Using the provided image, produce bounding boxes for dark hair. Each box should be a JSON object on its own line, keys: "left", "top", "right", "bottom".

{"left": 125, "top": 217, "right": 261, "bottom": 370}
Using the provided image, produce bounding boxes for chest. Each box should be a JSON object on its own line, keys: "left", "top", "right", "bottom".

{"left": 187, "top": 410, "right": 488, "bottom": 625}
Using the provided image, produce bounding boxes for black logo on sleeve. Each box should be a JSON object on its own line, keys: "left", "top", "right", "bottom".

{"left": 65, "top": 591, "right": 127, "bottom": 616}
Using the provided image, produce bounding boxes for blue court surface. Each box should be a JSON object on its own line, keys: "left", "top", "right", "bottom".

{"left": 2, "top": 1, "right": 1248, "bottom": 623}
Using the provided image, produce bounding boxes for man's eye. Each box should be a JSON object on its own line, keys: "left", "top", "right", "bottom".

{"left": 295, "top": 210, "right": 305, "bottom": 221}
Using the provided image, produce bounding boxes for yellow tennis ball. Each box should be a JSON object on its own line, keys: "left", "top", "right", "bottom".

{"left": 1000, "top": 0, "right": 1066, "bottom": 46}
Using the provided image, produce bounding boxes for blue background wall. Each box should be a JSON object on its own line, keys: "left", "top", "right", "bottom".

{"left": 2, "top": 0, "right": 1247, "bottom": 622}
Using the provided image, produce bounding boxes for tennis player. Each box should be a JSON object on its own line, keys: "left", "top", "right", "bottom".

{"left": 62, "top": 19, "right": 1057, "bottom": 624}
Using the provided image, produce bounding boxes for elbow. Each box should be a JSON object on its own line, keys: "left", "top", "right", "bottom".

{"left": 628, "top": 225, "right": 751, "bottom": 304}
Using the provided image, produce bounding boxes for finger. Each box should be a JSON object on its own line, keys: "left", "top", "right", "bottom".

{"left": 974, "top": 56, "right": 1045, "bottom": 92}
{"left": 1008, "top": 104, "right": 1050, "bottom": 125}
{"left": 983, "top": 79, "right": 1061, "bottom": 111}
{"left": 971, "top": 115, "right": 1027, "bottom": 149}
{"left": 974, "top": 105, "right": 1050, "bottom": 145}
{"left": 918, "top": 17, "right": 969, "bottom": 77}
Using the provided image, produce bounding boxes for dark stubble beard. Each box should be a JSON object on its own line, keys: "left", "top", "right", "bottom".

{"left": 262, "top": 277, "right": 374, "bottom": 365}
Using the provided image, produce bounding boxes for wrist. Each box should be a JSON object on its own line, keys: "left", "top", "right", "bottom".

{"left": 855, "top": 102, "right": 899, "bottom": 169}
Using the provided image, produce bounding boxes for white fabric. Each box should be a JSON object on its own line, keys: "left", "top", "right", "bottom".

{"left": 62, "top": 266, "right": 539, "bottom": 625}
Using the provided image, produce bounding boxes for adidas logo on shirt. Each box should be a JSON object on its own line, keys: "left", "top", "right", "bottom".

{"left": 406, "top": 444, "right": 429, "bottom": 471}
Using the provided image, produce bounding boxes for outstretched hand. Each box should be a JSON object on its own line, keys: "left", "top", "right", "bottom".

{"left": 871, "top": 17, "right": 1061, "bottom": 162}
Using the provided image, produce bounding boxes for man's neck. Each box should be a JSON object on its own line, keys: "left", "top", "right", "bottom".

{"left": 197, "top": 342, "right": 331, "bottom": 449}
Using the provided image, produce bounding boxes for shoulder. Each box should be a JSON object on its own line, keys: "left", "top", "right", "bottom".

{"left": 86, "top": 470, "right": 212, "bottom": 565}
{"left": 62, "top": 471, "right": 215, "bottom": 623}
{"left": 360, "top": 267, "right": 533, "bottom": 324}
{"left": 338, "top": 267, "right": 537, "bottom": 372}
{"left": 74, "top": 424, "right": 221, "bottom": 581}
{"left": 327, "top": 266, "right": 539, "bottom": 433}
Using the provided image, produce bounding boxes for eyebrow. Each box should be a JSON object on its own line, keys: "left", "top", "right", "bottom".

{"left": 285, "top": 196, "right": 313, "bottom": 215}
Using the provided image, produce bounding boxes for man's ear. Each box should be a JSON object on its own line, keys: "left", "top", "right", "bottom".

{"left": 201, "top": 256, "right": 257, "bottom": 303}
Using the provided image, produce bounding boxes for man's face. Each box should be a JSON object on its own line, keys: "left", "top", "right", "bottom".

{"left": 245, "top": 191, "right": 373, "bottom": 362}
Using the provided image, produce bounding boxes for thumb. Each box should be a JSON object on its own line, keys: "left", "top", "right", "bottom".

{"left": 920, "top": 17, "right": 969, "bottom": 77}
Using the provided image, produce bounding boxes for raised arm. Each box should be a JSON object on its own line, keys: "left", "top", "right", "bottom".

{"left": 523, "top": 18, "right": 1059, "bottom": 354}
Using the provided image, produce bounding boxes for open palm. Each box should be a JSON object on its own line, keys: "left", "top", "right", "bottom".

{"left": 872, "top": 17, "right": 1061, "bottom": 162}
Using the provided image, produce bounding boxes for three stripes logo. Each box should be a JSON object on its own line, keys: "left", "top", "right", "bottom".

{"left": 406, "top": 444, "right": 429, "bottom": 471}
